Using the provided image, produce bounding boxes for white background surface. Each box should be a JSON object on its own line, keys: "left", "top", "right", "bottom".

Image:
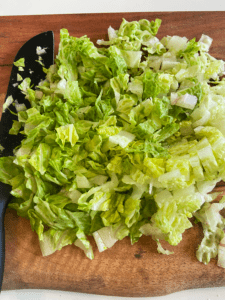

{"left": 2, "top": 287, "right": 225, "bottom": 300}
{"left": 0, "top": 0, "right": 225, "bottom": 15}
{"left": 1, "top": 1, "right": 225, "bottom": 299}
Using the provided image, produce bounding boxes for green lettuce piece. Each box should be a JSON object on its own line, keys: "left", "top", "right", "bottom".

{"left": 178, "top": 38, "right": 200, "bottom": 61}
{"left": 147, "top": 189, "right": 203, "bottom": 246}
{"left": 74, "top": 228, "right": 94, "bottom": 260}
{"left": 9, "top": 192, "right": 34, "bottom": 219}
{"left": 29, "top": 143, "right": 51, "bottom": 175}
{"left": 194, "top": 199, "right": 225, "bottom": 265}
{"left": 34, "top": 197, "right": 91, "bottom": 232}
{"left": 88, "top": 191, "right": 112, "bottom": 211}
{"left": 110, "top": 73, "right": 129, "bottom": 103}
{"left": 3, "top": 96, "right": 14, "bottom": 113}
{"left": 122, "top": 197, "right": 141, "bottom": 228}
{"left": 153, "top": 123, "right": 180, "bottom": 143}
{"left": 108, "top": 46, "right": 142, "bottom": 71}
{"left": 156, "top": 239, "right": 174, "bottom": 255}
{"left": 64, "top": 81, "right": 83, "bottom": 106}
{"left": 218, "top": 235, "right": 225, "bottom": 268}
{"left": 0, "top": 157, "right": 21, "bottom": 185}
{"left": 128, "top": 98, "right": 153, "bottom": 125}
{"left": 107, "top": 46, "right": 127, "bottom": 76}
{"left": 109, "top": 130, "right": 135, "bottom": 148}
{"left": 18, "top": 78, "right": 32, "bottom": 94}
{"left": 14, "top": 58, "right": 25, "bottom": 67}
{"left": 56, "top": 124, "right": 79, "bottom": 147}
{"left": 143, "top": 70, "right": 162, "bottom": 99}
{"left": 158, "top": 169, "right": 188, "bottom": 190}
{"left": 127, "top": 79, "right": 143, "bottom": 100}
{"left": 100, "top": 193, "right": 125, "bottom": 227}
{"left": 46, "top": 193, "right": 72, "bottom": 209}
{"left": 140, "top": 222, "right": 174, "bottom": 254}
{"left": 120, "top": 49, "right": 142, "bottom": 69}
{"left": 39, "top": 227, "right": 77, "bottom": 256}
{"left": 9, "top": 120, "right": 22, "bottom": 135}
{"left": 93, "top": 225, "right": 119, "bottom": 252}
{"left": 28, "top": 209, "right": 44, "bottom": 240}
{"left": 144, "top": 157, "right": 165, "bottom": 178}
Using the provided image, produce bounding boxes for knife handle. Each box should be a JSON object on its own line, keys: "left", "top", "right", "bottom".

{"left": 0, "top": 217, "right": 5, "bottom": 292}
{"left": 0, "top": 183, "right": 12, "bottom": 292}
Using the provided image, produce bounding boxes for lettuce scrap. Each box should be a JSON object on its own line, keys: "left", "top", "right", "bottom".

{"left": 1, "top": 18, "right": 225, "bottom": 266}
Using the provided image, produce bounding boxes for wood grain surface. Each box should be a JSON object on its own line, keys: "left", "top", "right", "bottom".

{"left": 1, "top": 12, "right": 225, "bottom": 297}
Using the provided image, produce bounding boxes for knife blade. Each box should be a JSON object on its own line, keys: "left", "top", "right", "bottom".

{"left": 0, "top": 31, "right": 54, "bottom": 291}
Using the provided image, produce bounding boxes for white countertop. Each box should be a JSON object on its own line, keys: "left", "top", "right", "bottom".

{"left": 1, "top": 1, "right": 225, "bottom": 299}
{"left": 1, "top": 0, "right": 225, "bottom": 16}
{"left": 1, "top": 287, "right": 225, "bottom": 300}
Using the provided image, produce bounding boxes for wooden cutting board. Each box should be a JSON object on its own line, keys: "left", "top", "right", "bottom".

{"left": 1, "top": 12, "right": 225, "bottom": 297}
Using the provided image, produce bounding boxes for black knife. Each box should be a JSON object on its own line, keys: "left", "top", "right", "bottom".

{"left": 0, "top": 31, "right": 54, "bottom": 291}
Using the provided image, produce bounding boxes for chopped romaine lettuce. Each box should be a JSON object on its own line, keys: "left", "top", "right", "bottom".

{"left": 0, "top": 18, "right": 225, "bottom": 266}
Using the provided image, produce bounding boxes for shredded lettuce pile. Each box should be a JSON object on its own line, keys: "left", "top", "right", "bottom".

{"left": 1, "top": 18, "right": 225, "bottom": 265}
